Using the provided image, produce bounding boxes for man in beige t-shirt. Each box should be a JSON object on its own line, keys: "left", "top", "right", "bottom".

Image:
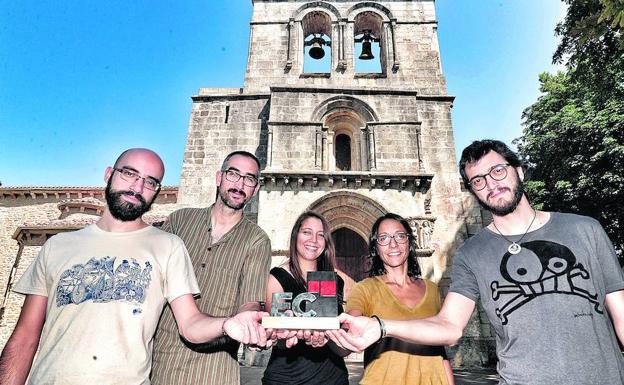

{"left": 0, "top": 148, "right": 270, "bottom": 385}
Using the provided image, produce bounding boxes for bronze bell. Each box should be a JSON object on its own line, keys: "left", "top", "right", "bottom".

{"left": 359, "top": 40, "right": 374, "bottom": 60}
{"left": 309, "top": 39, "right": 325, "bottom": 59}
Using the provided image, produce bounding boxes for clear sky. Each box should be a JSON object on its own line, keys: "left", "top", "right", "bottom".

{"left": 0, "top": 1, "right": 565, "bottom": 187}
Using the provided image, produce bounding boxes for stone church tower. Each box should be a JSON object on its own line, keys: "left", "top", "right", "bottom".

{"left": 178, "top": 0, "right": 467, "bottom": 286}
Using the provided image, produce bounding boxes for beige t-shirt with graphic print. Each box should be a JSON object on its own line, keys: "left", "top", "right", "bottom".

{"left": 14, "top": 224, "right": 199, "bottom": 385}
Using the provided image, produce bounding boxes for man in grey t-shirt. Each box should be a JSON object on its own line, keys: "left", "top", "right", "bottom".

{"left": 329, "top": 140, "right": 624, "bottom": 385}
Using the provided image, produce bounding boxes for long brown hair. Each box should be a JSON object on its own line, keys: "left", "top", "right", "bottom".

{"left": 288, "top": 211, "right": 337, "bottom": 288}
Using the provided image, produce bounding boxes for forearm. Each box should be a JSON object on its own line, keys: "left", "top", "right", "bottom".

{"left": 171, "top": 294, "right": 265, "bottom": 346}
{"left": 385, "top": 315, "right": 463, "bottom": 346}
{"left": 384, "top": 293, "right": 472, "bottom": 346}
{"left": 186, "top": 303, "right": 262, "bottom": 347}
{"left": 179, "top": 313, "right": 227, "bottom": 344}
{"left": 614, "top": 326, "right": 624, "bottom": 346}
{"left": 605, "top": 290, "right": 624, "bottom": 346}
{"left": 0, "top": 333, "right": 38, "bottom": 385}
{"left": 0, "top": 295, "right": 47, "bottom": 385}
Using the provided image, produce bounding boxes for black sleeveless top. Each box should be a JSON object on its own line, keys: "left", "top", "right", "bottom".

{"left": 261, "top": 267, "right": 349, "bottom": 385}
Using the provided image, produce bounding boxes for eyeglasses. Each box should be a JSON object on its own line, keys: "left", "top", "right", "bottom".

{"left": 376, "top": 232, "right": 408, "bottom": 246}
{"left": 223, "top": 168, "right": 259, "bottom": 187}
{"left": 468, "top": 163, "right": 510, "bottom": 191}
{"left": 113, "top": 168, "right": 161, "bottom": 191}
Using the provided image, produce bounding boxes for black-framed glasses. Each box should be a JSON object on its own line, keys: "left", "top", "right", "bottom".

{"left": 376, "top": 232, "right": 408, "bottom": 246}
{"left": 468, "top": 163, "right": 510, "bottom": 191}
{"left": 223, "top": 168, "right": 259, "bottom": 187}
{"left": 114, "top": 168, "right": 161, "bottom": 191}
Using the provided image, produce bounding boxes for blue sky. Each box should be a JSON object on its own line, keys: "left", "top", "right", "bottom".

{"left": 0, "top": 1, "right": 565, "bottom": 187}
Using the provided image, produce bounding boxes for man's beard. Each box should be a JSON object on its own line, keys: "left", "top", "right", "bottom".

{"left": 105, "top": 179, "right": 154, "bottom": 221}
{"left": 218, "top": 185, "right": 247, "bottom": 210}
{"left": 476, "top": 174, "right": 525, "bottom": 216}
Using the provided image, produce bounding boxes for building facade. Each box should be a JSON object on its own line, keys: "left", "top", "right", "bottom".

{"left": 182, "top": 0, "right": 463, "bottom": 281}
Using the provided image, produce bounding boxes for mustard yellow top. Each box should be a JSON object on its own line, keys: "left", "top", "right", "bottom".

{"left": 346, "top": 277, "right": 449, "bottom": 385}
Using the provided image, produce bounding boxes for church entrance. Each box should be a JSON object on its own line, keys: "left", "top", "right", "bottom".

{"left": 332, "top": 227, "right": 369, "bottom": 282}
{"left": 306, "top": 191, "right": 386, "bottom": 295}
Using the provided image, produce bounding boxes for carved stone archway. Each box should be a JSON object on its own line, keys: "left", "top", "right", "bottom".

{"left": 307, "top": 191, "right": 386, "bottom": 240}
{"left": 306, "top": 191, "right": 386, "bottom": 288}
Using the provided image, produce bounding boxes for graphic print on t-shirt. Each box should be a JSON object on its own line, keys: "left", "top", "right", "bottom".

{"left": 56, "top": 256, "right": 152, "bottom": 306}
{"left": 490, "top": 240, "right": 602, "bottom": 324}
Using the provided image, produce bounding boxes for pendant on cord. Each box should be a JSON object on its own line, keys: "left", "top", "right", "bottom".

{"left": 508, "top": 243, "right": 521, "bottom": 254}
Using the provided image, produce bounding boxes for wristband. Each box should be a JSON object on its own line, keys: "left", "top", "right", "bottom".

{"left": 371, "top": 315, "right": 386, "bottom": 343}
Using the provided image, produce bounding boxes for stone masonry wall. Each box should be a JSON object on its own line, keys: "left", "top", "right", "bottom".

{"left": 0, "top": 202, "right": 59, "bottom": 348}
{"left": 269, "top": 124, "right": 319, "bottom": 170}
{"left": 178, "top": 96, "right": 270, "bottom": 206}
{"left": 373, "top": 123, "right": 423, "bottom": 172}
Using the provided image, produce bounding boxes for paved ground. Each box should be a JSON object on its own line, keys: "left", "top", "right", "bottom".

{"left": 241, "top": 362, "right": 499, "bottom": 384}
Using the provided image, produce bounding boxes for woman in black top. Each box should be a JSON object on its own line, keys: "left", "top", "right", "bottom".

{"left": 262, "top": 211, "right": 349, "bottom": 385}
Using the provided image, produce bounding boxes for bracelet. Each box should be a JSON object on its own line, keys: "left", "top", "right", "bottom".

{"left": 371, "top": 315, "right": 386, "bottom": 343}
{"left": 221, "top": 317, "right": 230, "bottom": 337}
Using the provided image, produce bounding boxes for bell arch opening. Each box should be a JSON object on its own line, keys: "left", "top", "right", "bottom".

{"left": 302, "top": 11, "right": 332, "bottom": 73}
{"left": 354, "top": 11, "right": 383, "bottom": 74}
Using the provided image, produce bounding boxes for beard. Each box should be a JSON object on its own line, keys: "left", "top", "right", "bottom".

{"left": 476, "top": 173, "right": 525, "bottom": 216}
{"left": 105, "top": 179, "right": 154, "bottom": 221}
{"left": 217, "top": 185, "right": 248, "bottom": 210}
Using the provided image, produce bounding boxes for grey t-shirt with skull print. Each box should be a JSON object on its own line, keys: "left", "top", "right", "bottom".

{"left": 450, "top": 212, "right": 624, "bottom": 385}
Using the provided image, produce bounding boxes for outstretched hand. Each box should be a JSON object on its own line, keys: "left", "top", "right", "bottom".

{"left": 223, "top": 311, "right": 269, "bottom": 347}
{"left": 326, "top": 313, "right": 380, "bottom": 353}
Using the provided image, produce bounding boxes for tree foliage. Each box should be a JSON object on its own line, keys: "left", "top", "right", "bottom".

{"left": 516, "top": 0, "right": 624, "bottom": 256}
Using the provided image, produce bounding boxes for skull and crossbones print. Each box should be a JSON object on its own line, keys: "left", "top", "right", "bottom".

{"left": 490, "top": 240, "right": 602, "bottom": 325}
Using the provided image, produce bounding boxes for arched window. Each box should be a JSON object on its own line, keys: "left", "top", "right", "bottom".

{"left": 354, "top": 12, "right": 383, "bottom": 74}
{"left": 302, "top": 11, "right": 332, "bottom": 73}
{"left": 335, "top": 134, "right": 352, "bottom": 171}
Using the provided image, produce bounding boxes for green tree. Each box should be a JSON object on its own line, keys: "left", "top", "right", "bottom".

{"left": 516, "top": 0, "right": 624, "bottom": 256}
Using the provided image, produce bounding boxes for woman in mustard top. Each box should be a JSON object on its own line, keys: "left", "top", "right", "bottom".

{"left": 346, "top": 213, "right": 454, "bottom": 385}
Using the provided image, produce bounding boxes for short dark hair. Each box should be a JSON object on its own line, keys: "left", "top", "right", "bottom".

{"left": 459, "top": 139, "right": 523, "bottom": 189}
{"left": 221, "top": 151, "right": 261, "bottom": 174}
{"left": 288, "top": 211, "right": 337, "bottom": 288}
{"left": 368, "top": 213, "right": 421, "bottom": 279}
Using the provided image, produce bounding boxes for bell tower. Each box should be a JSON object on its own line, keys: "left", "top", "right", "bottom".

{"left": 179, "top": 0, "right": 467, "bottom": 283}
{"left": 244, "top": 1, "right": 447, "bottom": 95}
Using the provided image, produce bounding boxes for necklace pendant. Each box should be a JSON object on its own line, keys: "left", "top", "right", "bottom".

{"left": 508, "top": 243, "right": 521, "bottom": 254}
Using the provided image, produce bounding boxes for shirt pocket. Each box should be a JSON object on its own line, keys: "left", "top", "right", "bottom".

{"left": 195, "top": 266, "right": 241, "bottom": 316}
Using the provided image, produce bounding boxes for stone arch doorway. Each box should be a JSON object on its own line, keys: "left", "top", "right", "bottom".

{"left": 307, "top": 191, "right": 386, "bottom": 292}
{"left": 332, "top": 227, "right": 368, "bottom": 282}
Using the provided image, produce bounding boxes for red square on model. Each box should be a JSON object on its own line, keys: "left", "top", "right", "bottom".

{"left": 320, "top": 281, "right": 336, "bottom": 297}
{"left": 308, "top": 280, "right": 320, "bottom": 293}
